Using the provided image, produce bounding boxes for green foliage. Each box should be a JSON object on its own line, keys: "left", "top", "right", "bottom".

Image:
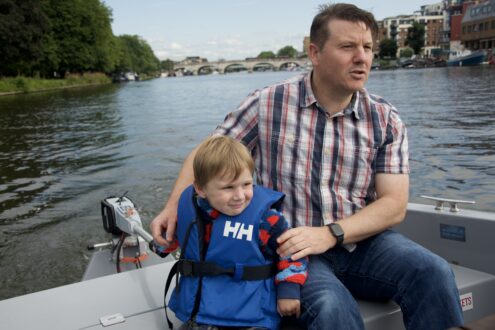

{"left": 257, "top": 51, "right": 276, "bottom": 59}
{"left": 116, "top": 35, "right": 160, "bottom": 74}
{"left": 0, "top": 73, "right": 110, "bottom": 93}
{"left": 400, "top": 47, "right": 414, "bottom": 58}
{"left": 0, "top": 0, "right": 51, "bottom": 76}
{"left": 406, "top": 22, "right": 425, "bottom": 55}
{"left": 379, "top": 38, "right": 398, "bottom": 59}
{"left": 160, "top": 59, "right": 175, "bottom": 71}
{"left": 45, "top": 0, "right": 117, "bottom": 75}
{"left": 0, "top": 0, "right": 159, "bottom": 78}
{"left": 277, "top": 46, "right": 297, "bottom": 58}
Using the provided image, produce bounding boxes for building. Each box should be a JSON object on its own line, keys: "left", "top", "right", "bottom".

{"left": 382, "top": 11, "right": 444, "bottom": 57}
{"left": 461, "top": 0, "right": 495, "bottom": 50}
{"left": 303, "top": 36, "right": 310, "bottom": 55}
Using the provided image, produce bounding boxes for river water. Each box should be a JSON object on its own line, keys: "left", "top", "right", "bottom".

{"left": 1, "top": 67, "right": 494, "bottom": 300}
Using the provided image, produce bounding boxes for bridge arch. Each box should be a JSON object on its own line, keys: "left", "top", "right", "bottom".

{"left": 197, "top": 65, "right": 219, "bottom": 75}
{"left": 224, "top": 63, "right": 248, "bottom": 74}
{"left": 252, "top": 62, "right": 276, "bottom": 72}
{"left": 278, "top": 62, "right": 302, "bottom": 71}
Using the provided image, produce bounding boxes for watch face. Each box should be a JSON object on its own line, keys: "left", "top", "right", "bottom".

{"left": 330, "top": 223, "right": 344, "bottom": 237}
{"left": 329, "top": 223, "right": 344, "bottom": 245}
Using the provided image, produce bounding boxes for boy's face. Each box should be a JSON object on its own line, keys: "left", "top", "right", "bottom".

{"left": 195, "top": 168, "right": 254, "bottom": 216}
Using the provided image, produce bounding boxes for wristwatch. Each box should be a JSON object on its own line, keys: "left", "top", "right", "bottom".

{"left": 327, "top": 223, "right": 344, "bottom": 246}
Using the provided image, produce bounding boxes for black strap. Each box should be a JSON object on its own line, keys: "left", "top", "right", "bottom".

{"left": 164, "top": 261, "right": 179, "bottom": 329}
{"left": 164, "top": 218, "right": 198, "bottom": 329}
{"left": 177, "top": 259, "right": 275, "bottom": 281}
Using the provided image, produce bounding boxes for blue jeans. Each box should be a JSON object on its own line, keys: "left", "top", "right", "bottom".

{"left": 299, "top": 230, "right": 464, "bottom": 330}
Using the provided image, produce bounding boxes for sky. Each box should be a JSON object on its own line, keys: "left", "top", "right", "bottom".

{"left": 103, "top": 0, "right": 440, "bottom": 62}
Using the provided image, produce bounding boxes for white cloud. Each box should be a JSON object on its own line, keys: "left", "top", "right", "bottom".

{"left": 170, "top": 42, "right": 184, "bottom": 50}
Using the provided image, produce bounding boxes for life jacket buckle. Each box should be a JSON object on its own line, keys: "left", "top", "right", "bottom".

{"left": 178, "top": 259, "right": 194, "bottom": 276}
{"left": 233, "top": 263, "right": 244, "bottom": 281}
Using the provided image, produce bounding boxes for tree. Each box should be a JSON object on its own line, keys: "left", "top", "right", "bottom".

{"left": 160, "top": 59, "right": 174, "bottom": 71}
{"left": 277, "top": 46, "right": 297, "bottom": 58}
{"left": 379, "top": 38, "right": 398, "bottom": 59}
{"left": 257, "top": 51, "right": 276, "bottom": 59}
{"left": 406, "top": 22, "right": 425, "bottom": 55}
{"left": 117, "top": 35, "right": 160, "bottom": 74}
{"left": 0, "top": 0, "right": 51, "bottom": 76}
{"left": 45, "top": 0, "right": 118, "bottom": 75}
{"left": 400, "top": 47, "right": 414, "bottom": 58}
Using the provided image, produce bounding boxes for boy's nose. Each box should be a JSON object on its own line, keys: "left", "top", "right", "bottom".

{"left": 232, "top": 187, "right": 244, "bottom": 200}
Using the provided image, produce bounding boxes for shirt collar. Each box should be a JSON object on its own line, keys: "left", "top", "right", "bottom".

{"left": 196, "top": 196, "right": 220, "bottom": 219}
{"left": 300, "top": 71, "right": 363, "bottom": 120}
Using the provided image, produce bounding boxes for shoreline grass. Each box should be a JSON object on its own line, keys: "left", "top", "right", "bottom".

{"left": 0, "top": 73, "right": 112, "bottom": 95}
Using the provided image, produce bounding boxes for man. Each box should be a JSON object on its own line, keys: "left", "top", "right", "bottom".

{"left": 152, "top": 3, "right": 464, "bottom": 329}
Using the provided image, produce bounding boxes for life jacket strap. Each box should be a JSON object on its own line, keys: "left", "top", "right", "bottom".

{"left": 177, "top": 259, "right": 276, "bottom": 281}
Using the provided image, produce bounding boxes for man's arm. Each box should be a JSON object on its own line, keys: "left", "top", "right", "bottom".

{"left": 150, "top": 146, "right": 199, "bottom": 246}
{"left": 277, "top": 173, "right": 409, "bottom": 260}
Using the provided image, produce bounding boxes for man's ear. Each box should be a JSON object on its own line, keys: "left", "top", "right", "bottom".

{"left": 308, "top": 43, "right": 320, "bottom": 66}
{"left": 193, "top": 182, "right": 206, "bottom": 198}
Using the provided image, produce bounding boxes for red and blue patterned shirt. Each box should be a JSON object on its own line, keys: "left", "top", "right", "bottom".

{"left": 213, "top": 72, "right": 409, "bottom": 228}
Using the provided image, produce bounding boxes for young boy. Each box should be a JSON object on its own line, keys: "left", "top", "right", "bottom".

{"left": 162, "top": 136, "right": 307, "bottom": 330}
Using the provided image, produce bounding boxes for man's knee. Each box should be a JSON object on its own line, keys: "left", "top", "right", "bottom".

{"left": 302, "top": 290, "right": 363, "bottom": 329}
{"left": 416, "top": 252, "right": 455, "bottom": 284}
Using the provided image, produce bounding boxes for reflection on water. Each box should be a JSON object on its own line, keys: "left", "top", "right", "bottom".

{"left": 0, "top": 67, "right": 494, "bottom": 299}
{"left": 366, "top": 66, "right": 495, "bottom": 209}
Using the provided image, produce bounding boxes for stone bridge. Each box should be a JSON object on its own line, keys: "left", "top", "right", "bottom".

{"left": 175, "top": 58, "right": 311, "bottom": 75}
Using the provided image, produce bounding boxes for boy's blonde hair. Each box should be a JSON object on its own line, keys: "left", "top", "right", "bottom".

{"left": 193, "top": 136, "right": 254, "bottom": 188}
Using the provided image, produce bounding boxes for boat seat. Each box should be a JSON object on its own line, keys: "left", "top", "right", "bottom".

{"left": 281, "top": 264, "right": 495, "bottom": 330}
{"left": 1, "top": 257, "right": 495, "bottom": 330}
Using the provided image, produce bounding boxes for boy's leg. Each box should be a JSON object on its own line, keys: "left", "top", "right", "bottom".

{"left": 299, "top": 254, "right": 365, "bottom": 330}
{"left": 336, "top": 230, "right": 464, "bottom": 330}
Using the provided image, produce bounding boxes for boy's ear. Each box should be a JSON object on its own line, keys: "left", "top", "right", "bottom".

{"left": 193, "top": 182, "right": 206, "bottom": 198}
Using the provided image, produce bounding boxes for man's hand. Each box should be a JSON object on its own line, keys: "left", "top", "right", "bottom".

{"left": 150, "top": 205, "right": 178, "bottom": 246}
{"left": 276, "top": 226, "right": 334, "bottom": 260}
{"left": 277, "top": 299, "right": 301, "bottom": 318}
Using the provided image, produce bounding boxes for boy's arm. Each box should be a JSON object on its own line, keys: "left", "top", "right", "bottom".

{"left": 260, "top": 209, "right": 308, "bottom": 301}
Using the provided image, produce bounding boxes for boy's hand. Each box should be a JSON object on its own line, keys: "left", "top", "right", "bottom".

{"left": 277, "top": 299, "right": 301, "bottom": 318}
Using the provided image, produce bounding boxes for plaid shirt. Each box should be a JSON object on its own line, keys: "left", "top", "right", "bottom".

{"left": 214, "top": 72, "right": 409, "bottom": 228}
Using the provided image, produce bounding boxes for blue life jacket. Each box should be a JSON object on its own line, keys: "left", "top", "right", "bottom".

{"left": 169, "top": 185, "right": 284, "bottom": 329}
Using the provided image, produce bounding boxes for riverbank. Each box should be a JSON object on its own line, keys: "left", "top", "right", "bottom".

{"left": 0, "top": 73, "right": 111, "bottom": 96}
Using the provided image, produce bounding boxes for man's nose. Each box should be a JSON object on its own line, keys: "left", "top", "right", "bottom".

{"left": 354, "top": 46, "right": 367, "bottom": 62}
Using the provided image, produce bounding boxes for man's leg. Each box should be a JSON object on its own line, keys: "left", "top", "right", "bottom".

{"left": 299, "top": 254, "right": 364, "bottom": 330}
{"left": 336, "top": 230, "right": 464, "bottom": 330}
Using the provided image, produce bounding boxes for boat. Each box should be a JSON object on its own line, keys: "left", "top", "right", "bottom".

{"left": 0, "top": 194, "right": 494, "bottom": 329}
{"left": 447, "top": 50, "right": 486, "bottom": 67}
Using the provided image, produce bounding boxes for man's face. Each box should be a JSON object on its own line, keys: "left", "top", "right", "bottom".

{"left": 310, "top": 19, "right": 374, "bottom": 96}
{"left": 194, "top": 168, "right": 254, "bottom": 216}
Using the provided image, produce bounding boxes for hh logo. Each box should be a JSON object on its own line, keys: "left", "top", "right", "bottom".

{"left": 223, "top": 221, "right": 253, "bottom": 241}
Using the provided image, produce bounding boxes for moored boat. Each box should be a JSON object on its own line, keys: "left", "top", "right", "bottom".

{"left": 447, "top": 50, "right": 486, "bottom": 67}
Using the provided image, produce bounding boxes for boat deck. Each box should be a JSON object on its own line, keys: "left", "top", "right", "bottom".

{"left": 1, "top": 202, "right": 495, "bottom": 329}
{"left": 0, "top": 258, "right": 494, "bottom": 330}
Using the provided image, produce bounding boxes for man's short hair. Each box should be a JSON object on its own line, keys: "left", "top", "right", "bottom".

{"left": 310, "top": 3, "right": 378, "bottom": 49}
{"left": 193, "top": 135, "right": 254, "bottom": 188}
